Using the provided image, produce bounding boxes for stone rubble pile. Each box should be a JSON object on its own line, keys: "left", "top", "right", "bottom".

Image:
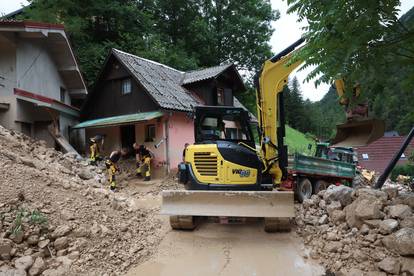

{"left": 0, "top": 125, "right": 165, "bottom": 275}
{"left": 296, "top": 184, "right": 414, "bottom": 276}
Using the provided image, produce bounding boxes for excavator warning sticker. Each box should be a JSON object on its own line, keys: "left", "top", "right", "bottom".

{"left": 232, "top": 169, "right": 251, "bottom": 177}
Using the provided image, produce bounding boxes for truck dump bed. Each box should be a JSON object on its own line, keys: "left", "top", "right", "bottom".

{"left": 288, "top": 153, "right": 355, "bottom": 180}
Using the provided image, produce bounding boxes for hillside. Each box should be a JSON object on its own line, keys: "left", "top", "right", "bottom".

{"left": 285, "top": 125, "right": 316, "bottom": 155}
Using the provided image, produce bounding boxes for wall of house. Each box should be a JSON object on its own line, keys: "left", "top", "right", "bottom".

{"left": 168, "top": 112, "right": 195, "bottom": 169}
{"left": 85, "top": 126, "right": 121, "bottom": 156}
{"left": 0, "top": 34, "right": 18, "bottom": 130}
{"left": 84, "top": 57, "right": 159, "bottom": 120}
{"left": 16, "top": 38, "right": 67, "bottom": 101}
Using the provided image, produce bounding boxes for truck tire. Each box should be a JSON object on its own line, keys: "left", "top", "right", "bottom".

{"left": 295, "top": 178, "right": 312, "bottom": 203}
{"left": 313, "top": 180, "right": 329, "bottom": 195}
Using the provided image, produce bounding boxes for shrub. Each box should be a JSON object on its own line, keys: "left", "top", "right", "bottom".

{"left": 391, "top": 163, "right": 414, "bottom": 181}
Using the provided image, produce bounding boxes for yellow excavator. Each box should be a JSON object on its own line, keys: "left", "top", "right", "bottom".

{"left": 161, "top": 38, "right": 384, "bottom": 232}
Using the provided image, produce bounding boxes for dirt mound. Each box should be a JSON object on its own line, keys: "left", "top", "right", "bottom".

{"left": 0, "top": 125, "right": 167, "bottom": 275}
{"left": 296, "top": 185, "right": 414, "bottom": 275}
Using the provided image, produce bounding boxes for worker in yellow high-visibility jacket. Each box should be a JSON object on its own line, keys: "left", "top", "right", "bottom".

{"left": 105, "top": 151, "right": 121, "bottom": 191}
{"left": 134, "top": 144, "right": 153, "bottom": 181}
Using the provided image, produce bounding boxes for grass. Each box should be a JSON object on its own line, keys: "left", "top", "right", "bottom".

{"left": 285, "top": 125, "right": 316, "bottom": 155}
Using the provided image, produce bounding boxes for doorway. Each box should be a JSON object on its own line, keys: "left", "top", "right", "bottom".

{"left": 120, "top": 124, "right": 135, "bottom": 155}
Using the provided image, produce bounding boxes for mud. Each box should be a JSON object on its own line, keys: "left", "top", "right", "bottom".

{"left": 127, "top": 217, "right": 324, "bottom": 276}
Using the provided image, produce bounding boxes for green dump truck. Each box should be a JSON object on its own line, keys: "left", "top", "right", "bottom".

{"left": 286, "top": 143, "right": 357, "bottom": 202}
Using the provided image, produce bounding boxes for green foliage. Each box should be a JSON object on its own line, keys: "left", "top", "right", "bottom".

{"left": 23, "top": 0, "right": 278, "bottom": 86}
{"left": 12, "top": 209, "right": 25, "bottom": 235}
{"left": 285, "top": 125, "right": 316, "bottom": 155}
{"left": 29, "top": 210, "right": 48, "bottom": 225}
{"left": 391, "top": 163, "right": 414, "bottom": 181}
{"left": 11, "top": 209, "right": 48, "bottom": 235}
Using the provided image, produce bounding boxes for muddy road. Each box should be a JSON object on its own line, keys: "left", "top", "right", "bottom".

{"left": 126, "top": 179, "right": 325, "bottom": 276}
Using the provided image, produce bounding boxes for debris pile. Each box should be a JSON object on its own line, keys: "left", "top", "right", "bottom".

{"left": 0, "top": 125, "right": 165, "bottom": 275}
{"left": 296, "top": 185, "right": 414, "bottom": 275}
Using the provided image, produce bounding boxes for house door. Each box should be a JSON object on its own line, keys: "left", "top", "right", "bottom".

{"left": 120, "top": 124, "right": 135, "bottom": 154}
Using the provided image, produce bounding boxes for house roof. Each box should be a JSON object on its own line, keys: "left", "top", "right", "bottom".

{"left": 182, "top": 63, "right": 233, "bottom": 85}
{"left": 356, "top": 136, "right": 414, "bottom": 173}
{"left": 112, "top": 49, "right": 199, "bottom": 112}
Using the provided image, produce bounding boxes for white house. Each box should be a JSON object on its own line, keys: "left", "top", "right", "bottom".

{"left": 0, "top": 20, "right": 87, "bottom": 149}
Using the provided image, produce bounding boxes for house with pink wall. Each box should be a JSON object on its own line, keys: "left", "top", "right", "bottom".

{"left": 74, "top": 49, "right": 248, "bottom": 176}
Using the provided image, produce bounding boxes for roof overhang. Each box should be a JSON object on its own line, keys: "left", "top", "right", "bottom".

{"left": 14, "top": 88, "right": 80, "bottom": 117}
{"left": 0, "top": 21, "right": 88, "bottom": 99}
{"left": 72, "top": 111, "right": 164, "bottom": 129}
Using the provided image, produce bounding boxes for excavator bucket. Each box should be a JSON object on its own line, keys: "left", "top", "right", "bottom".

{"left": 331, "top": 118, "right": 385, "bottom": 147}
{"left": 161, "top": 190, "right": 294, "bottom": 218}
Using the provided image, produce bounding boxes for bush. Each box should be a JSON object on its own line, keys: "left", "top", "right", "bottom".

{"left": 391, "top": 163, "right": 414, "bottom": 181}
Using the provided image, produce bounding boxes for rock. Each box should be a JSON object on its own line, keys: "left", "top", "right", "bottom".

{"left": 346, "top": 268, "right": 364, "bottom": 276}
{"left": 397, "top": 193, "right": 414, "bottom": 208}
{"left": 319, "top": 215, "right": 328, "bottom": 225}
{"left": 377, "top": 257, "right": 401, "bottom": 274}
{"left": 326, "top": 232, "right": 339, "bottom": 241}
{"left": 73, "top": 226, "right": 89, "bottom": 238}
{"left": 51, "top": 225, "right": 71, "bottom": 239}
{"left": 388, "top": 204, "right": 412, "bottom": 219}
{"left": 359, "top": 224, "right": 370, "bottom": 235}
{"left": 89, "top": 223, "right": 101, "bottom": 236}
{"left": 324, "top": 241, "right": 342, "bottom": 253}
{"left": 323, "top": 185, "right": 353, "bottom": 207}
{"left": 10, "top": 230, "right": 24, "bottom": 244}
{"left": 364, "top": 219, "right": 382, "bottom": 229}
{"left": 356, "top": 188, "right": 388, "bottom": 204}
{"left": 28, "top": 257, "right": 45, "bottom": 276}
{"left": 0, "top": 266, "right": 27, "bottom": 276}
{"left": 327, "top": 201, "right": 342, "bottom": 217}
{"left": 331, "top": 210, "right": 346, "bottom": 224}
{"left": 400, "top": 216, "right": 414, "bottom": 229}
{"left": 37, "top": 239, "right": 50, "bottom": 249}
{"left": 365, "top": 271, "right": 386, "bottom": 276}
{"left": 344, "top": 202, "right": 360, "bottom": 228}
{"left": 54, "top": 237, "right": 69, "bottom": 251}
{"left": 0, "top": 239, "right": 13, "bottom": 260}
{"left": 67, "top": 251, "right": 79, "bottom": 260}
{"left": 318, "top": 200, "right": 326, "bottom": 210}
{"left": 77, "top": 168, "right": 94, "bottom": 180}
{"left": 15, "top": 255, "right": 33, "bottom": 271}
{"left": 26, "top": 235, "right": 39, "bottom": 246}
{"left": 56, "top": 250, "right": 67, "bottom": 257}
{"left": 60, "top": 210, "right": 75, "bottom": 221}
{"left": 383, "top": 228, "right": 414, "bottom": 256}
{"left": 379, "top": 219, "right": 399, "bottom": 235}
{"left": 302, "top": 198, "right": 315, "bottom": 209}
{"left": 401, "top": 257, "right": 414, "bottom": 275}
{"left": 383, "top": 187, "right": 398, "bottom": 199}
{"left": 354, "top": 199, "right": 384, "bottom": 221}
{"left": 21, "top": 157, "right": 36, "bottom": 168}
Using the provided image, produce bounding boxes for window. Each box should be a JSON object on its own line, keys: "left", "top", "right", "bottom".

{"left": 145, "top": 124, "right": 156, "bottom": 142}
{"left": 362, "top": 153, "right": 369, "bottom": 160}
{"left": 60, "top": 88, "right": 66, "bottom": 103}
{"left": 121, "top": 78, "right": 132, "bottom": 95}
{"left": 217, "top": 88, "right": 224, "bottom": 105}
{"left": 401, "top": 153, "right": 406, "bottom": 159}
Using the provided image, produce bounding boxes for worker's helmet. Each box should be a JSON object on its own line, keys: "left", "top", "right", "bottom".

{"left": 90, "top": 137, "right": 96, "bottom": 143}
{"left": 109, "top": 150, "right": 121, "bottom": 163}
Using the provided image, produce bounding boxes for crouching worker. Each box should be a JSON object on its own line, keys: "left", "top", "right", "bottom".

{"left": 134, "top": 144, "right": 154, "bottom": 181}
{"left": 105, "top": 150, "right": 121, "bottom": 191}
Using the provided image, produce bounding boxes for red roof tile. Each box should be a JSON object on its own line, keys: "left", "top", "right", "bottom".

{"left": 355, "top": 136, "right": 414, "bottom": 173}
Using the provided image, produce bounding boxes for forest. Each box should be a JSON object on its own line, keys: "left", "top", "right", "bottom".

{"left": 18, "top": 0, "right": 414, "bottom": 137}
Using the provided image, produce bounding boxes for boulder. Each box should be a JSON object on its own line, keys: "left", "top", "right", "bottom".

{"left": 331, "top": 210, "right": 346, "bottom": 224}
{"left": 51, "top": 225, "right": 71, "bottom": 239}
{"left": 377, "top": 257, "right": 401, "bottom": 274}
{"left": 383, "top": 187, "right": 398, "bottom": 199}
{"left": 364, "top": 219, "right": 382, "bottom": 229}
{"left": 401, "top": 257, "right": 414, "bottom": 275}
{"left": 37, "top": 239, "right": 50, "bottom": 249}
{"left": 77, "top": 168, "right": 94, "bottom": 180}
{"left": 323, "top": 185, "right": 353, "bottom": 207}
{"left": 388, "top": 204, "right": 412, "bottom": 219}
{"left": 400, "top": 216, "right": 414, "bottom": 229}
{"left": 355, "top": 199, "right": 384, "bottom": 221}
{"left": 344, "top": 202, "right": 360, "bottom": 228}
{"left": 54, "top": 237, "right": 69, "bottom": 251}
{"left": 397, "top": 193, "right": 414, "bottom": 208}
{"left": 324, "top": 241, "right": 342, "bottom": 253}
{"left": 356, "top": 188, "right": 388, "bottom": 204}
{"left": 383, "top": 228, "right": 414, "bottom": 256}
{"left": 0, "top": 238, "right": 13, "bottom": 260}
{"left": 14, "top": 255, "right": 33, "bottom": 271}
{"left": 327, "top": 201, "right": 342, "bottom": 217}
{"left": 0, "top": 266, "right": 27, "bottom": 276}
{"left": 28, "top": 257, "right": 45, "bottom": 276}
{"left": 379, "top": 219, "right": 399, "bottom": 235}
{"left": 27, "top": 235, "right": 39, "bottom": 246}
{"left": 319, "top": 215, "right": 328, "bottom": 225}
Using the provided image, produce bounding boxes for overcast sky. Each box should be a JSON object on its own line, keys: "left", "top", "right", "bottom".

{"left": 1, "top": 0, "right": 413, "bottom": 101}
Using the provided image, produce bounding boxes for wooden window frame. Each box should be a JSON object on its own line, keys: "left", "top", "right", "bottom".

{"left": 145, "top": 124, "right": 156, "bottom": 142}
{"left": 121, "top": 78, "right": 132, "bottom": 95}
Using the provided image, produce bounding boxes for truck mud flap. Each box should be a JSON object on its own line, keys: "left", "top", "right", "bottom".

{"left": 161, "top": 190, "right": 294, "bottom": 218}
{"left": 331, "top": 118, "right": 385, "bottom": 147}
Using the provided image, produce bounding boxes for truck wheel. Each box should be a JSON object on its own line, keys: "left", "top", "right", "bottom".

{"left": 295, "top": 178, "right": 312, "bottom": 203}
{"left": 313, "top": 180, "right": 329, "bottom": 194}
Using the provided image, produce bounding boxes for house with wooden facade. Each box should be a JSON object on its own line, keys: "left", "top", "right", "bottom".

{"left": 76, "top": 49, "right": 249, "bottom": 175}
{"left": 0, "top": 20, "right": 87, "bottom": 149}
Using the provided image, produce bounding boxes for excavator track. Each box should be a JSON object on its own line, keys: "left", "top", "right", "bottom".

{"left": 169, "top": 215, "right": 197, "bottom": 230}
{"left": 264, "top": 218, "right": 291, "bottom": 233}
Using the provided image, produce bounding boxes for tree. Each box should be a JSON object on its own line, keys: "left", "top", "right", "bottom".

{"left": 23, "top": 0, "right": 278, "bottom": 86}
